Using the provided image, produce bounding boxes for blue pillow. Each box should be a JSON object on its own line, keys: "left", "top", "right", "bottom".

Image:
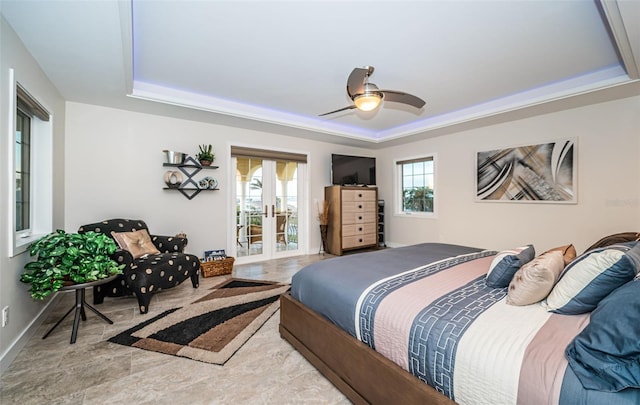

{"left": 565, "top": 279, "right": 640, "bottom": 392}
{"left": 546, "top": 242, "right": 640, "bottom": 314}
{"left": 486, "top": 245, "right": 535, "bottom": 288}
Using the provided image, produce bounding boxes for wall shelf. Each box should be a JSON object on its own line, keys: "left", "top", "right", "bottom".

{"left": 163, "top": 156, "right": 219, "bottom": 200}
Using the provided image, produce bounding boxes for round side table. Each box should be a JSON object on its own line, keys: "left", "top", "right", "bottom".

{"left": 42, "top": 275, "right": 118, "bottom": 344}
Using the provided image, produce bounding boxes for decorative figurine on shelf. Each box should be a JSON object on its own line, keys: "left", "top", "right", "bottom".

{"left": 196, "top": 144, "right": 215, "bottom": 166}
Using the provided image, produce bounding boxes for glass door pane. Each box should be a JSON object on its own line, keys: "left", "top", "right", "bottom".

{"left": 275, "top": 160, "right": 298, "bottom": 253}
{"left": 236, "top": 158, "right": 264, "bottom": 258}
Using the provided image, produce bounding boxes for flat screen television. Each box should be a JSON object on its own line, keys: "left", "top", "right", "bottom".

{"left": 331, "top": 154, "right": 376, "bottom": 186}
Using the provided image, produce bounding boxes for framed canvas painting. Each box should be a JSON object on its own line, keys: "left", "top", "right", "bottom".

{"left": 476, "top": 138, "right": 577, "bottom": 203}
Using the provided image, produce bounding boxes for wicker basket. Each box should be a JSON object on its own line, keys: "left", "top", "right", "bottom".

{"left": 200, "top": 257, "right": 235, "bottom": 277}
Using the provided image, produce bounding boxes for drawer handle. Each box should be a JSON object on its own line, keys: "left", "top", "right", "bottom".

{"left": 358, "top": 216, "right": 362, "bottom": 220}
{"left": 358, "top": 193, "right": 362, "bottom": 198}
{"left": 359, "top": 238, "right": 363, "bottom": 243}
{"left": 358, "top": 227, "right": 363, "bottom": 231}
{"left": 358, "top": 204, "right": 362, "bottom": 209}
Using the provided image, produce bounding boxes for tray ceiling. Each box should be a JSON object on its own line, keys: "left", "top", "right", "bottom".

{"left": 2, "top": 1, "right": 638, "bottom": 146}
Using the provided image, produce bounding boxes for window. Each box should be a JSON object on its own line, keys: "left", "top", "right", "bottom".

{"left": 16, "top": 108, "right": 31, "bottom": 234}
{"left": 396, "top": 155, "right": 435, "bottom": 216}
{"left": 9, "top": 74, "right": 53, "bottom": 256}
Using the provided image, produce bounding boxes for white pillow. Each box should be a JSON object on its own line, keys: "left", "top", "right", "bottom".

{"left": 506, "top": 250, "right": 565, "bottom": 306}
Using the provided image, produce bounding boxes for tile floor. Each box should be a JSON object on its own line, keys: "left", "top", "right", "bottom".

{"left": 0, "top": 254, "right": 350, "bottom": 405}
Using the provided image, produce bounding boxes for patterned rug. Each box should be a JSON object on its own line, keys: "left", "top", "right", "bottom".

{"left": 108, "top": 278, "right": 289, "bottom": 365}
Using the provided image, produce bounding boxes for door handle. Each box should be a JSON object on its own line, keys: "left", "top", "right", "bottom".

{"left": 263, "top": 205, "right": 268, "bottom": 218}
{"left": 272, "top": 205, "right": 275, "bottom": 218}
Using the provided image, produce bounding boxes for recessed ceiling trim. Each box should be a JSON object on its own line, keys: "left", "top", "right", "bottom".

{"left": 131, "top": 64, "right": 632, "bottom": 144}
{"left": 129, "top": 81, "right": 379, "bottom": 142}
{"left": 375, "top": 66, "right": 632, "bottom": 141}
{"left": 601, "top": 0, "right": 639, "bottom": 79}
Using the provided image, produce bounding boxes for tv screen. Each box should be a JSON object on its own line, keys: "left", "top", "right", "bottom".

{"left": 331, "top": 154, "right": 376, "bottom": 186}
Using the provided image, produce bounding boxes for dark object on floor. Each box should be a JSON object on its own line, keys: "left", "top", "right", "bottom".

{"left": 78, "top": 219, "right": 200, "bottom": 314}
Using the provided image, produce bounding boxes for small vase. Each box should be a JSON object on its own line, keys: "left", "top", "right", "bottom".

{"left": 319, "top": 224, "right": 328, "bottom": 254}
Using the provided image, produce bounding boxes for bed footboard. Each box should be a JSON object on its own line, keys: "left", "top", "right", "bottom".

{"left": 279, "top": 293, "right": 454, "bottom": 405}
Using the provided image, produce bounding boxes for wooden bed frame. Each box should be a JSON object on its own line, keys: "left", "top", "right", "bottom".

{"left": 279, "top": 293, "right": 455, "bottom": 405}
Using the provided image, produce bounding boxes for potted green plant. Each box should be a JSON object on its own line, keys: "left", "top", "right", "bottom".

{"left": 20, "top": 230, "right": 124, "bottom": 300}
{"left": 196, "top": 144, "right": 215, "bottom": 166}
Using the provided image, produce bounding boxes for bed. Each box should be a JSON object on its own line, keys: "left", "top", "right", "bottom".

{"left": 279, "top": 242, "right": 640, "bottom": 404}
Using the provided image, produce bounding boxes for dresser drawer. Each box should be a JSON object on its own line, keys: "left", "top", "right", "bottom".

{"left": 342, "top": 223, "right": 377, "bottom": 237}
{"left": 342, "top": 189, "right": 377, "bottom": 203}
{"left": 343, "top": 233, "right": 377, "bottom": 249}
{"left": 342, "top": 211, "right": 377, "bottom": 225}
{"left": 342, "top": 201, "right": 377, "bottom": 213}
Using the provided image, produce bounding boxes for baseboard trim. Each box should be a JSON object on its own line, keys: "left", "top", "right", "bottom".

{"left": 0, "top": 293, "right": 60, "bottom": 374}
{"left": 384, "top": 241, "right": 405, "bottom": 248}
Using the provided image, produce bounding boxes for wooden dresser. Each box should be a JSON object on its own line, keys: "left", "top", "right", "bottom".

{"left": 325, "top": 186, "right": 378, "bottom": 255}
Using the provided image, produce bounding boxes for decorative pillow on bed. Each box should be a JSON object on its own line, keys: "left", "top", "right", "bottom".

{"left": 546, "top": 242, "right": 640, "bottom": 314}
{"left": 543, "top": 244, "right": 577, "bottom": 266}
{"left": 506, "top": 250, "right": 565, "bottom": 306}
{"left": 486, "top": 245, "right": 535, "bottom": 288}
{"left": 565, "top": 279, "right": 640, "bottom": 392}
{"left": 584, "top": 232, "right": 640, "bottom": 253}
{"left": 111, "top": 229, "right": 161, "bottom": 259}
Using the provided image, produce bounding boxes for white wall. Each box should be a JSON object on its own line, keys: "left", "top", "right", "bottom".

{"left": 64, "top": 102, "right": 372, "bottom": 258}
{"left": 65, "top": 95, "right": 640, "bottom": 263}
{"left": 0, "top": 15, "right": 65, "bottom": 372}
{"left": 377, "top": 95, "right": 640, "bottom": 254}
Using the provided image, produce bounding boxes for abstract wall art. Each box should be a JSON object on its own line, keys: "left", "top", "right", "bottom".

{"left": 476, "top": 139, "right": 577, "bottom": 203}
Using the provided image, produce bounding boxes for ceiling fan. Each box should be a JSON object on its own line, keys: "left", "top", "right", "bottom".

{"left": 319, "top": 66, "right": 426, "bottom": 116}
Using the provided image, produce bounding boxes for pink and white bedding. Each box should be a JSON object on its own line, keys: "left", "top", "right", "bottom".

{"left": 291, "top": 243, "right": 639, "bottom": 404}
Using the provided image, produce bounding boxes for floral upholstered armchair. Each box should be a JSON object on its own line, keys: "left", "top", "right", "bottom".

{"left": 78, "top": 219, "right": 200, "bottom": 313}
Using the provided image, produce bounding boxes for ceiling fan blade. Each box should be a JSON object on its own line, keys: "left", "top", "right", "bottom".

{"left": 318, "top": 105, "right": 357, "bottom": 116}
{"left": 380, "top": 90, "right": 426, "bottom": 109}
{"left": 346, "top": 68, "right": 369, "bottom": 98}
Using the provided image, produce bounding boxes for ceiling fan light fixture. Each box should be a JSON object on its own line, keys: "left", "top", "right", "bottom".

{"left": 320, "top": 66, "right": 424, "bottom": 117}
{"left": 354, "top": 93, "right": 382, "bottom": 111}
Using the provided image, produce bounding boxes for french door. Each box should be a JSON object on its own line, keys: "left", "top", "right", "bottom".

{"left": 231, "top": 149, "right": 305, "bottom": 263}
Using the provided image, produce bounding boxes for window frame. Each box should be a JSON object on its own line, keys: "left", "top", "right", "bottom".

{"left": 7, "top": 70, "right": 53, "bottom": 257}
{"left": 394, "top": 153, "right": 437, "bottom": 218}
